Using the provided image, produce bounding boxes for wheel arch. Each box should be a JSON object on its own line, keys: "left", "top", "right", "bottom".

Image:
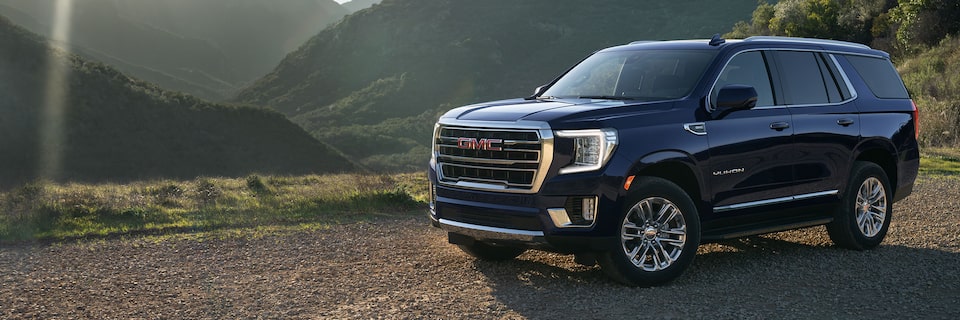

{"left": 853, "top": 139, "right": 899, "bottom": 194}
{"left": 628, "top": 151, "right": 706, "bottom": 215}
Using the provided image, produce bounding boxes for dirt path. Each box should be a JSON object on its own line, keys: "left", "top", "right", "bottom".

{"left": 2, "top": 176, "right": 959, "bottom": 319}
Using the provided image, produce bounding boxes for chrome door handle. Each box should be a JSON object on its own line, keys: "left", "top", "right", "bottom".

{"left": 770, "top": 122, "right": 790, "bottom": 131}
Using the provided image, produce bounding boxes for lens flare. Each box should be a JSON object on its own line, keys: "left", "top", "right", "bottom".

{"left": 39, "top": 0, "right": 73, "bottom": 180}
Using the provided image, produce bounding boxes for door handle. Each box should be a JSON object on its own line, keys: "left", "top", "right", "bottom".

{"left": 770, "top": 122, "right": 790, "bottom": 131}
{"left": 837, "top": 118, "right": 855, "bottom": 126}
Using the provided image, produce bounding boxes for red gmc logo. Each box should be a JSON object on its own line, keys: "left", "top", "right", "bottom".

{"left": 457, "top": 137, "right": 502, "bottom": 151}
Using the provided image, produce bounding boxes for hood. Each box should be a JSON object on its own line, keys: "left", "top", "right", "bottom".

{"left": 445, "top": 98, "right": 639, "bottom": 122}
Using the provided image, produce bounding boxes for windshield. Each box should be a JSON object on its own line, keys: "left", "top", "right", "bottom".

{"left": 541, "top": 49, "right": 717, "bottom": 100}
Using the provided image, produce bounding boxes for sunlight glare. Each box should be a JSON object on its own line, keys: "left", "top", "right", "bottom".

{"left": 39, "top": 0, "right": 74, "bottom": 180}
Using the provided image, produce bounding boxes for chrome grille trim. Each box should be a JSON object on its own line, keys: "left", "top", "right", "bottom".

{"left": 434, "top": 120, "right": 554, "bottom": 194}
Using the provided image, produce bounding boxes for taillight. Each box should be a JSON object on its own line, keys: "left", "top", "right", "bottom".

{"left": 911, "top": 100, "right": 920, "bottom": 140}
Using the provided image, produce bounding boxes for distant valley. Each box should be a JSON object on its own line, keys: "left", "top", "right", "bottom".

{"left": 237, "top": 0, "right": 759, "bottom": 171}
{"left": 0, "top": 0, "right": 350, "bottom": 101}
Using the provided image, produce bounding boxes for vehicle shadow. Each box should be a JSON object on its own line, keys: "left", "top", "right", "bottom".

{"left": 472, "top": 235, "right": 960, "bottom": 319}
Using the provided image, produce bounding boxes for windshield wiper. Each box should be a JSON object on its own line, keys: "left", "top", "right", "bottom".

{"left": 525, "top": 95, "right": 558, "bottom": 100}
{"left": 576, "top": 95, "right": 636, "bottom": 100}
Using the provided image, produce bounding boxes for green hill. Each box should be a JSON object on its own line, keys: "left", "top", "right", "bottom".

{"left": 0, "top": 0, "right": 349, "bottom": 101}
{"left": 237, "top": 0, "right": 759, "bottom": 171}
{"left": 0, "top": 15, "right": 355, "bottom": 187}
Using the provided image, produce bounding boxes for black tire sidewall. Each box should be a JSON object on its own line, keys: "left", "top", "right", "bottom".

{"left": 831, "top": 162, "right": 893, "bottom": 250}
{"left": 599, "top": 177, "right": 701, "bottom": 287}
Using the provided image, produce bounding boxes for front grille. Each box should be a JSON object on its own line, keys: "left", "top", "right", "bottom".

{"left": 435, "top": 125, "right": 549, "bottom": 192}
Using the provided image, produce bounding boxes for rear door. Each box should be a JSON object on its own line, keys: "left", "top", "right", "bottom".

{"left": 774, "top": 51, "right": 860, "bottom": 197}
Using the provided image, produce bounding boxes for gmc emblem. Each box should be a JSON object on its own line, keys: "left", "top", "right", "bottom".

{"left": 457, "top": 137, "right": 502, "bottom": 151}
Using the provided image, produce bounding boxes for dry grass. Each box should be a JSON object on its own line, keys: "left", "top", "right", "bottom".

{"left": 0, "top": 173, "right": 428, "bottom": 241}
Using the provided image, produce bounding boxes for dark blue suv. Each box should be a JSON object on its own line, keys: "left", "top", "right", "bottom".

{"left": 428, "top": 35, "right": 920, "bottom": 286}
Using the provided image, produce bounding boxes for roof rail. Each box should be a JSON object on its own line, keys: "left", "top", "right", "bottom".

{"left": 744, "top": 36, "right": 870, "bottom": 50}
{"left": 628, "top": 40, "right": 657, "bottom": 45}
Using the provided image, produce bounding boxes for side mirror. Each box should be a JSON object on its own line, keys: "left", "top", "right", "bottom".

{"left": 716, "top": 84, "right": 758, "bottom": 110}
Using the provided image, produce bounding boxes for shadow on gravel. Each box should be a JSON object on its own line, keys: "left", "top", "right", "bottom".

{"left": 473, "top": 237, "right": 960, "bottom": 318}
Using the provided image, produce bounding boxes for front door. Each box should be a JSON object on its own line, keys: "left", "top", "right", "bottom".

{"left": 703, "top": 50, "right": 799, "bottom": 210}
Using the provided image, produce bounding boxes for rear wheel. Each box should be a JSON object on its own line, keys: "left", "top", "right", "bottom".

{"left": 457, "top": 242, "right": 525, "bottom": 261}
{"left": 827, "top": 161, "right": 892, "bottom": 250}
{"left": 598, "top": 177, "right": 700, "bottom": 287}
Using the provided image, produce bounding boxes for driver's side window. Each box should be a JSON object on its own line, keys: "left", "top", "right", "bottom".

{"left": 711, "top": 51, "right": 774, "bottom": 108}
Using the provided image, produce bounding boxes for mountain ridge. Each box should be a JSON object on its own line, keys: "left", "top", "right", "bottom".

{"left": 238, "top": 0, "right": 760, "bottom": 171}
{"left": 0, "top": 14, "right": 355, "bottom": 186}
{"left": 0, "top": 0, "right": 349, "bottom": 100}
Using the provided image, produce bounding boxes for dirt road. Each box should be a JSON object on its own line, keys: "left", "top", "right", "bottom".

{"left": 2, "top": 176, "right": 959, "bottom": 319}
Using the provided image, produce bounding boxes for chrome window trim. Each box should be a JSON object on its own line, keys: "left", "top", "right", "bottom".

{"left": 829, "top": 53, "right": 859, "bottom": 101}
{"left": 439, "top": 218, "right": 545, "bottom": 242}
{"left": 713, "top": 190, "right": 839, "bottom": 213}
{"left": 706, "top": 48, "right": 865, "bottom": 112}
{"left": 434, "top": 119, "right": 554, "bottom": 194}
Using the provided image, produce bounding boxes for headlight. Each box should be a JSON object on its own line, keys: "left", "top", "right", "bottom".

{"left": 555, "top": 128, "right": 618, "bottom": 174}
{"left": 430, "top": 123, "right": 440, "bottom": 167}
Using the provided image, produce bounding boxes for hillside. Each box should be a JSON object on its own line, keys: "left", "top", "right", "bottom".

{"left": 898, "top": 37, "right": 960, "bottom": 147}
{"left": 342, "top": 0, "right": 382, "bottom": 12}
{"left": 237, "top": 0, "right": 759, "bottom": 171}
{"left": 0, "top": 15, "right": 355, "bottom": 187}
{"left": 0, "top": 0, "right": 349, "bottom": 100}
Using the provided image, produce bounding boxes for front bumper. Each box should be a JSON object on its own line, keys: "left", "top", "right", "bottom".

{"left": 436, "top": 218, "right": 545, "bottom": 243}
{"left": 429, "top": 169, "right": 621, "bottom": 253}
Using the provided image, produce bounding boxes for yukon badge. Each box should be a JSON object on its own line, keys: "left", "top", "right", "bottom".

{"left": 457, "top": 137, "right": 503, "bottom": 151}
{"left": 713, "top": 168, "right": 745, "bottom": 176}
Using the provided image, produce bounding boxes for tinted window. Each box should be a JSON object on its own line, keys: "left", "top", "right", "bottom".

{"left": 823, "top": 53, "right": 852, "bottom": 100}
{"left": 542, "top": 50, "right": 716, "bottom": 100}
{"left": 776, "top": 51, "right": 829, "bottom": 105}
{"left": 845, "top": 55, "right": 910, "bottom": 99}
{"left": 711, "top": 51, "right": 774, "bottom": 107}
{"left": 816, "top": 53, "right": 842, "bottom": 102}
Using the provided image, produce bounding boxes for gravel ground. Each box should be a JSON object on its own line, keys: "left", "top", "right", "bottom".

{"left": 2, "top": 175, "right": 959, "bottom": 319}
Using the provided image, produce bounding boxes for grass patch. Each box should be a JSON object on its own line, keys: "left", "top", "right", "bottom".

{"left": 7, "top": 149, "right": 950, "bottom": 242}
{"left": 0, "top": 173, "right": 428, "bottom": 242}
{"left": 921, "top": 148, "right": 960, "bottom": 176}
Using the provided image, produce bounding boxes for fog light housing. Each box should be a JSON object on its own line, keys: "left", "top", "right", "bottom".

{"left": 581, "top": 197, "right": 596, "bottom": 221}
{"left": 548, "top": 196, "right": 599, "bottom": 228}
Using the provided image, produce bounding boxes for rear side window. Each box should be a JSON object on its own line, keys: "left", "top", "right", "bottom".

{"left": 845, "top": 55, "right": 910, "bottom": 99}
{"left": 775, "top": 51, "right": 829, "bottom": 105}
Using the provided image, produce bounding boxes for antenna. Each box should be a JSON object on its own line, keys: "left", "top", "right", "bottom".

{"left": 709, "top": 34, "right": 726, "bottom": 46}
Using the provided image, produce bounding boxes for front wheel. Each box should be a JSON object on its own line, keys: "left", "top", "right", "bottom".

{"left": 598, "top": 177, "right": 701, "bottom": 287}
{"left": 827, "top": 161, "right": 893, "bottom": 250}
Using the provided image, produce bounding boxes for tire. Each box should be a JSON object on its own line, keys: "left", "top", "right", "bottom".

{"left": 597, "top": 177, "right": 701, "bottom": 287}
{"left": 827, "top": 161, "right": 893, "bottom": 250}
{"left": 457, "top": 242, "right": 525, "bottom": 261}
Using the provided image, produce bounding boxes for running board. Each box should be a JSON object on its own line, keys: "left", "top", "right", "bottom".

{"left": 701, "top": 216, "right": 834, "bottom": 242}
